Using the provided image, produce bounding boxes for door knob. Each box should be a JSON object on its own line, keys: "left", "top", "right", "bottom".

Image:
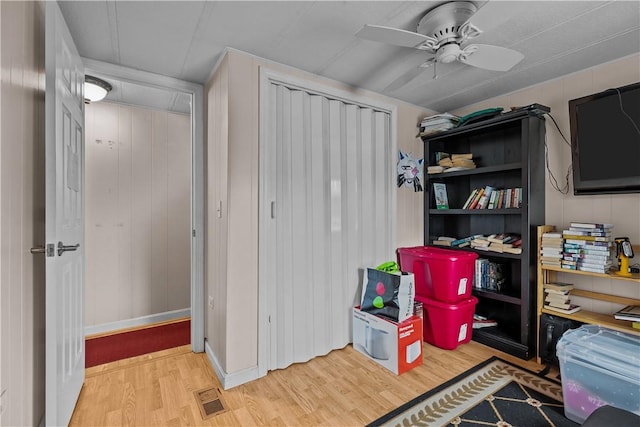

{"left": 31, "top": 243, "right": 55, "bottom": 257}
{"left": 58, "top": 241, "right": 80, "bottom": 256}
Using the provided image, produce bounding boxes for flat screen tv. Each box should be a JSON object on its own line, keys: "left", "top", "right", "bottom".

{"left": 569, "top": 82, "right": 640, "bottom": 195}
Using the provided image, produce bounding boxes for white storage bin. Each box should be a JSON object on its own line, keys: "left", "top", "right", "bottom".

{"left": 557, "top": 325, "right": 640, "bottom": 424}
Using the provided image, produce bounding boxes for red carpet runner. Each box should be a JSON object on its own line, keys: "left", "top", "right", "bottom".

{"left": 85, "top": 319, "right": 190, "bottom": 368}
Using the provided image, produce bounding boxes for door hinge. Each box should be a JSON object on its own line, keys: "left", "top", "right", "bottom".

{"left": 192, "top": 229, "right": 196, "bottom": 237}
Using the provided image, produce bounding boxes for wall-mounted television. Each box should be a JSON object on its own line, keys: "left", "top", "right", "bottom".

{"left": 569, "top": 82, "right": 640, "bottom": 195}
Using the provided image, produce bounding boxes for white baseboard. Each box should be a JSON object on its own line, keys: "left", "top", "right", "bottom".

{"left": 204, "top": 339, "right": 262, "bottom": 390}
{"left": 84, "top": 308, "right": 191, "bottom": 336}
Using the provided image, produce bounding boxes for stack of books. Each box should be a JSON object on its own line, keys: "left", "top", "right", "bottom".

{"left": 471, "top": 235, "right": 491, "bottom": 251}
{"left": 418, "top": 113, "right": 460, "bottom": 137}
{"left": 487, "top": 233, "right": 522, "bottom": 254}
{"left": 473, "top": 313, "right": 498, "bottom": 329}
{"left": 614, "top": 305, "right": 640, "bottom": 329}
{"left": 544, "top": 282, "right": 581, "bottom": 314}
{"left": 562, "top": 222, "right": 614, "bottom": 273}
{"left": 540, "top": 231, "right": 563, "bottom": 268}
{"left": 435, "top": 152, "right": 476, "bottom": 173}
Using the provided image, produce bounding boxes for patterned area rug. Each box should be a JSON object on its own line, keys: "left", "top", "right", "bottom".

{"left": 368, "top": 357, "right": 579, "bottom": 427}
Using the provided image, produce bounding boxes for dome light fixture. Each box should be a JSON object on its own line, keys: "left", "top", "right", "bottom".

{"left": 84, "top": 75, "right": 112, "bottom": 103}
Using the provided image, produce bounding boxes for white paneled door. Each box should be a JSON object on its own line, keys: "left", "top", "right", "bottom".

{"left": 45, "top": 2, "right": 85, "bottom": 425}
{"left": 261, "top": 78, "right": 395, "bottom": 372}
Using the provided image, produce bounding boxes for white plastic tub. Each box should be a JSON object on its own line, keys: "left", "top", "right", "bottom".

{"left": 557, "top": 325, "right": 640, "bottom": 424}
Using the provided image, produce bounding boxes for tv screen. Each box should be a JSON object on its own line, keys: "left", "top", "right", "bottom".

{"left": 569, "top": 82, "right": 640, "bottom": 195}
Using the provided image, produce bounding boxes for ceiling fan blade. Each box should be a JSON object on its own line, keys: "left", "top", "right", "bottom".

{"left": 459, "top": 44, "right": 524, "bottom": 71}
{"left": 384, "top": 59, "right": 434, "bottom": 92}
{"left": 356, "top": 24, "right": 430, "bottom": 49}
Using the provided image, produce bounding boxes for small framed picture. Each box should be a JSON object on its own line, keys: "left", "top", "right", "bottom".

{"left": 433, "top": 183, "right": 449, "bottom": 209}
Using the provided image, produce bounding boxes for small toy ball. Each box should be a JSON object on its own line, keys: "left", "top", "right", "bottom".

{"left": 373, "top": 296, "right": 384, "bottom": 308}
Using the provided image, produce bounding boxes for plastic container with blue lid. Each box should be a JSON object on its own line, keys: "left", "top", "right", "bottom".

{"left": 556, "top": 325, "right": 640, "bottom": 424}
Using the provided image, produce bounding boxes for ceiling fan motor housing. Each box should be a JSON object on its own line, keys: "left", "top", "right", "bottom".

{"left": 417, "top": 1, "right": 477, "bottom": 47}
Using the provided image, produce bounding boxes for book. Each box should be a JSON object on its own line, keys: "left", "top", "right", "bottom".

{"left": 427, "top": 165, "right": 445, "bottom": 174}
{"left": 462, "top": 189, "right": 479, "bottom": 209}
{"left": 570, "top": 222, "right": 614, "bottom": 229}
{"left": 497, "top": 189, "right": 505, "bottom": 209}
{"left": 432, "top": 239, "right": 452, "bottom": 246}
{"left": 476, "top": 185, "right": 495, "bottom": 209}
{"left": 433, "top": 183, "right": 449, "bottom": 209}
{"left": 544, "top": 282, "right": 574, "bottom": 292}
{"left": 473, "top": 319, "right": 498, "bottom": 328}
{"left": 542, "top": 232, "right": 562, "bottom": 238}
{"left": 544, "top": 304, "right": 582, "bottom": 315}
{"left": 546, "top": 300, "right": 573, "bottom": 310}
{"left": 545, "top": 293, "right": 570, "bottom": 301}
{"left": 614, "top": 305, "right": 640, "bottom": 320}
{"left": 502, "top": 246, "right": 522, "bottom": 254}
{"left": 544, "top": 288, "right": 571, "bottom": 295}
{"left": 468, "top": 188, "right": 484, "bottom": 209}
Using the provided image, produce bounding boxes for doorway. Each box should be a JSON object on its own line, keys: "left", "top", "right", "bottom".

{"left": 82, "top": 59, "right": 205, "bottom": 354}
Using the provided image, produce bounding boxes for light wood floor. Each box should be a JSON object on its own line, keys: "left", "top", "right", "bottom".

{"left": 70, "top": 341, "right": 557, "bottom": 426}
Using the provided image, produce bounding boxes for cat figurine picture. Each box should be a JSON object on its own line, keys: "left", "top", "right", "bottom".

{"left": 397, "top": 151, "right": 424, "bottom": 192}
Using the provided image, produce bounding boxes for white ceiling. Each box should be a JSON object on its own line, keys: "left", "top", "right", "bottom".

{"left": 59, "top": 1, "right": 640, "bottom": 113}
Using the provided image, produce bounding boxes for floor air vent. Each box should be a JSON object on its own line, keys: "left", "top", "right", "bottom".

{"left": 194, "top": 386, "right": 228, "bottom": 419}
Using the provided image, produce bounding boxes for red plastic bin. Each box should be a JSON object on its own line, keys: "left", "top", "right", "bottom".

{"left": 417, "top": 295, "right": 477, "bottom": 350}
{"left": 397, "top": 246, "right": 477, "bottom": 303}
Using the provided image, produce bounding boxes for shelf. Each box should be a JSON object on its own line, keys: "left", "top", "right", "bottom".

{"left": 428, "top": 163, "right": 522, "bottom": 178}
{"left": 536, "top": 225, "right": 640, "bottom": 364}
{"left": 425, "top": 111, "right": 547, "bottom": 360}
{"left": 540, "top": 307, "right": 640, "bottom": 336}
{"left": 423, "top": 110, "right": 535, "bottom": 142}
{"left": 428, "top": 208, "right": 522, "bottom": 215}
{"left": 472, "top": 327, "right": 531, "bottom": 359}
{"left": 425, "top": 246, "right": 522, "bottom": 260}
{"left": 473, "top": 289, "right": 521, "bottom": 305}
{"left": 541, "top": 265, "right": 640, "bottom": 283}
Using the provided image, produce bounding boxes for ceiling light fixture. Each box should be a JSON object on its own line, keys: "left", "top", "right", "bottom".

{"left": 84, "top": 75, "right": 112, "bottom": 103}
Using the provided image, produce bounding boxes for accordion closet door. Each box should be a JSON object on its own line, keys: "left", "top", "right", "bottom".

{"left": 261, "top": 81, "right": 395, "bottom": 371}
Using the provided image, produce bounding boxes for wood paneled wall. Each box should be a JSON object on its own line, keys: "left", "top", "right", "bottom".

{"left": 85, "top": 102, "right": 191, "bottom": 327}
{"left": 0, "top": 1, "right": 46, "bottom": 425}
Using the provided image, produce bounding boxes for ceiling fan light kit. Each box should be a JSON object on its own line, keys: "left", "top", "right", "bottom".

{"left": 357, "top": 1, "right": 525, "bottom": 91}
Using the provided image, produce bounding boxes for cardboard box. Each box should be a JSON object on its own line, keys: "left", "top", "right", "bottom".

{"left": 352, "top": 306, "right": 423, "bottom": 375}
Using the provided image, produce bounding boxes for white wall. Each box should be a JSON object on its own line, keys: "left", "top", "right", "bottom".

{"left": 0, "top": 1, "right": 46, "bottom": 425}
{"left": 85, "top": 102, "right": 191, "bottom": 328}
{"left": 451, "top": 53, "right": 640, "bottom": 313}
{"left": 205, "top": 49, "right": 433, "bottom": 380}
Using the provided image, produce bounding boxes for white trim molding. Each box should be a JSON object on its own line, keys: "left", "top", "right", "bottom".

{"left": 84, "top": 308, "right": 191, "bottom": 337}
{"left": 205, "top": 340, "right": 260, "bottom": 390}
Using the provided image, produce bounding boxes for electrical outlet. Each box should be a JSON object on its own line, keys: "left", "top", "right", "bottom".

{"left": 208, "top": 296, "right": 214, "bottom": 309}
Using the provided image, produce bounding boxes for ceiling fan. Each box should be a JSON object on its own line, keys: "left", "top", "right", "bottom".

{"left": 356, "top": 1, "right": 524, "bottom": 91}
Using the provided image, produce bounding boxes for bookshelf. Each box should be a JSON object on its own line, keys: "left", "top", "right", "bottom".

{"left": 423, "top": 109, "right": 547, "bottom": 359}
{"left": 536, "top": 225, "right": 640, "bottom": 363}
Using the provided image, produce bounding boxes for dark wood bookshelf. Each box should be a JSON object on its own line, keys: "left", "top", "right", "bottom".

{"left": 423, "top": 108, "right": 547, "bottom": 359}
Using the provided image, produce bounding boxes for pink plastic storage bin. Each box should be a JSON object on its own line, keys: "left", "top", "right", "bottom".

{"left": 417, "top": 295, "right": 477, "bottom": 350}
{"left": 397, "top": 246, "right": 478, "bottom": 303}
